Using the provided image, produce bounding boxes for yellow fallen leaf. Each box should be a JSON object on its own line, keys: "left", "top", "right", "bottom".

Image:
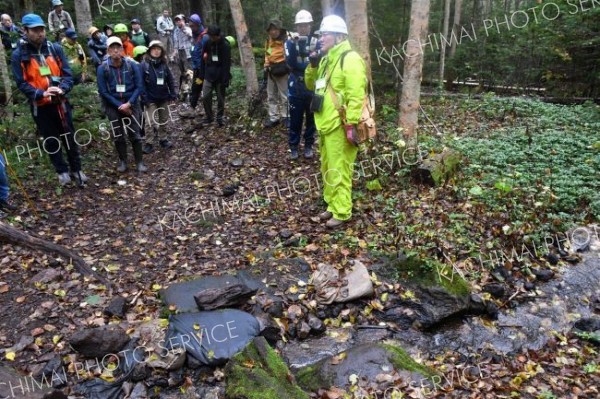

{"left": 5, "top": 352, "right": 16, "bottom": 361}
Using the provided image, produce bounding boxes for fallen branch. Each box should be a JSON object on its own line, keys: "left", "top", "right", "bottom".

{"left": 0, "top": 221, "right": 111, "bottom": 289}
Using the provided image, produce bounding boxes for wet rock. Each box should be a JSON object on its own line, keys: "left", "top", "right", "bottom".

{"left": 70, "top": 325, "right": 129, "bottom": 358}
{"left": 524, "top": 281, "right": 535, "bottom": 291}
{"left": 483, "top": 283, "right": 506, "bottom": 299}
{"left": 532, "top": 268, "right": 554, "bottom": 282}
{"left": 161, "top": 271, "right": 264, "bottom": 313}
{"left": 168, "top": 369, "right": 185, "bottom": 387}
{"left": 128, "top": 382, "right": 147, "bottom": 399}
{"left": 35, "top": 356, "right": 64, "bottom": 388}
{"left": 31, "top": 268, "right": 61, "bottom": 284}
{"left": 104, "top": 296, "right": 127, "bottom": 318}
{"left": 287, "top": 305, "right": 303, "bottom": 321}
{"left": 130, "top": 363, "right": 149, "bottom": 382}
{"left": 186, "top": 354, "right": 203, "bottom": 370}
{"left": 545, "top": 253, "right": 559, "bottom": 265}
{"left": 295, "top": 343, "right": 435, "bottom": 391}
{"left": 225, "top": 337, "right": 309, "bottom": 399}
{"left": 297, "top": 321, "right": 311, "bottom": 340}
{"left": 373, "top": 256, "right": 473, "bottom": 328}
{"left": 0, "top": 366, "right": 64, "bottom": 399}
{"left": 194, "top": 283, "right": 256, "bottom": 311}
{"left": 283, "top": 328, "right": 355, "bottom": 370}
{"left": 307, "top": 314, "right": 325, "bottom": 335}
{"left": 255, "top": 312, "right": 281, "bottom": 344}
{"left": 573, "top": 317, "right": 600, "bottom": 333}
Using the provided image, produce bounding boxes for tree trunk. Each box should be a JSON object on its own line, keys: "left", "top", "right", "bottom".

{"left": 0, "top": 42, "right": 14, "bottom": 120}
{"left": 0, "top": 222, "right": 111, "bottom": 289}
{"left": 344, "top": 0, "right": 371, "bottom": 81}
{"left": 399, "top": 0, "right": 430, "bottom": 148}
{"left": 291, "top": 0, "right": 302, "bottom": 9}
{"left": 439, "top": 0, "right": 451, "bottom": 89}
{"left": 73, "top": 0, "right": 93, "bottom": 36}
{"left": 228, "top": 0, "right": 258, "bottom": 96}
{"left": 201, "top": 0, "right": 217, "bottom": 27}
{"left": 321, "top": 0, "right": 337, "bottom": 15}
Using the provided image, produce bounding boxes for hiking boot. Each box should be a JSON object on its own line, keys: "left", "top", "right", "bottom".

{"left": 115, "top": 141, "right": 128, "bottom": 172}
{"left": 290, "top": 148, "right": 299, "bottom": 160}
{"left": 133, "top": 141, "right": 147, "bottom": 173}
{"left": 136, "top": 162, "right": 148, "bottom": 173}
{"left": 179, "top": 108, "right": 196, "bottom": 118}
{"left": 304, "top": 147, "right": 314, "bottom": 159}
{"left": 263, "top": 119, "right": 279, "bottom": 128}
{"left": 160, "top": 139, "right": 173, "bottom": 149}
{"left": 201, "top": 117, "right": 213, "bottom": 125}
{"left": 58, "top": 172, "right": 71, "bottom": 186}
{"left": 319, "top": 211, "right": 333, "bottom": 220}
{"left": 142, "top": 143, "right": 154, "bottom": 154}
{"left": 326, "top": 217, "right": 346, "bottom": 228}
{"left": 71, "top": 171, "right": 89, "bottom": 187}
{"left": 117, "top": 160, "right": 128, "bottom": 173}
{"left": 217, "top": 119, "right": 225, "bottom": 127}
{"left": 0, "top": 199, "right": 17, "bottom": 213}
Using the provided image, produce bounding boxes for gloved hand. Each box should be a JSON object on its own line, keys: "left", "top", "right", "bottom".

{"left": 309, "top": 51, "right": 321, "bottom": 68}
{"left": 344, "top": 124, "right": 358, "bottom": 146}
{"left": 195, "top": 77, "right": 204, "bottom": 85}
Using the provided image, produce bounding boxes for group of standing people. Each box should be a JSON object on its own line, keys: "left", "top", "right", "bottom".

{"left": 264, "top": 10, "right": 367, "bottom": 227}
{"left": 3, "top": 5, "right": 366, "bottom": 228}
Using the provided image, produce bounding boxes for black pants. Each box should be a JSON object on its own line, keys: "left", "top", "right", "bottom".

{"left": 31, "top": 102, "right": 81, "bottom": 174}
{"left": 190, "top": 68, "right": 203, "bottom": 109}
{"left": 104, "top": 103, "right": 143, "bottom": 145}
{"left": 202, "top": 80, "right": 226, "bottom": 122}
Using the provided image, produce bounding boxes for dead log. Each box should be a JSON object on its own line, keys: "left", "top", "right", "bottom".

{"left": 0, "top": 221, "right": 111, "bottom": 289}
{"left": 194, "top": 283, "right": 256, "bottom": 311}
{"left": 412, "top": 148, "right": 462, "bottom": 186}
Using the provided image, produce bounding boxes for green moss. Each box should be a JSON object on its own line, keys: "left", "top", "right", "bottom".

{"left": 295, "top": 364, "right": 328, "bottom": 393}
{"left": 382, "top": 344, "right": 437, "bottom": 378}
{"left": 393, "top": 256, "right": 470, "bottom": 297}
{"left": 226, "top": 337, "right": 309, "bottom": 399}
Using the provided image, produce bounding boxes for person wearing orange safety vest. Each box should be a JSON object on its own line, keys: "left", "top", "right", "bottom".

{"left": 12, "top": 14, "right": 87, "bottom": 187}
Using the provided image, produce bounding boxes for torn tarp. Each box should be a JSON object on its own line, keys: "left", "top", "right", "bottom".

{"left": 165, "top": 309, "right": 260, "bottom": 366}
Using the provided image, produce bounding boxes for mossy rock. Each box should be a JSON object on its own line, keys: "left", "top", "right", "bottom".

{"left": 412, "top": 148, "right": 462, "bottom": 186}
{"left": 225, "top": 337, "right": 309, "bottom": 399}
{"left": 373, "top": 255, "right": 472, "bottom": 329}
{"left": 295, "top": 343, "right": 437, "bottom": 392}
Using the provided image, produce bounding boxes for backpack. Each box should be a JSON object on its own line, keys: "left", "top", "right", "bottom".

{"left": 332, "top": 50, "right": 376, "bottom": 145}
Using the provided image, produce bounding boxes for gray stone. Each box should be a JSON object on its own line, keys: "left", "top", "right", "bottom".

{"left": 104, "top": 296, "right": 127, "bottom": 318}
{"left": 31, "top": 269, "right": 61, "bottom": 284}
{"left": 295, "top": 343, "right": 434, "bottom": 391}
{"left": 70, "top": 325, "right": 129, "bottom": 359}
{"left": 0, "top": 366, "right": 65, "bottom": 399}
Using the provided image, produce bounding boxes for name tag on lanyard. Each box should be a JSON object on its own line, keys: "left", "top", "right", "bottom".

{"left": 116, "top": 84, "right": 126, "bottom": 93}
{"left": 315, "top": 78, "right": 326, "bottom": 91}
{"left": 157, "top": 77, "right": 164, "bottom": 85}
{"left": 39, "top": 66, "right": 51, "bottom": 76}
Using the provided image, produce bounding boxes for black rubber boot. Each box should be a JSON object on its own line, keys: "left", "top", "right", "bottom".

{"left": 133, "top": 141, "right": 148, "bottom": 173}
{"left": 115, "top": 141, "right": 128, "bottom": 172}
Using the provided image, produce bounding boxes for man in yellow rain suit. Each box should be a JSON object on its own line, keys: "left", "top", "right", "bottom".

{"left": 305, "top": 15, "right": 366, "bottom": 228}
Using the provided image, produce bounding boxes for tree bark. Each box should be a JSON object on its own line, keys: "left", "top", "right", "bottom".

{"left": 228, "top": 0, "right": 258, "bottom": 96}
{"left": 321, "top": 0, "right": 337, "bottom": 16}
{"left": 0, "top": 42, "right": 14, "bottom": 120}
{"left": 399, "top": 0, "right": 430, "bottom": 148}
{"left": 439, "top": 0, "right": 451, "bottom": 89}
{"left": 344, "top": 0, "right": 371, "bottom": 81}
{"left": 73, "top": 0, "right": 93, "bottom": 37}
{"left": 201, "top": 0, "right": 217, "bottom": 27}
{"left": 0, "top": 222, "right": 111, "bottom": 289}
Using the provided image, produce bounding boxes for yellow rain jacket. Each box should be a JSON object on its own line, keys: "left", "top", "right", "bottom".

{"left": 305, "top": 40, "right": 367, "bottom": 221}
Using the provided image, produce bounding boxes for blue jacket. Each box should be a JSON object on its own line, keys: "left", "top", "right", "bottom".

{"left": 285, "top": 35, "right": 319, "bottom": 98}
{"left": 191, "top": 27, "right": 208, "bottom": 70}
{"left": 11, "top": 39, "right": 74, "bottom": 104}
{"left": 87, "top": 34, "right": 107, "bottom": 66}
{"left": 97, "top": 57, "right": 143, "bottom": 108}
{"left": 140, "top": 59, "right": 177, "bottom": 103}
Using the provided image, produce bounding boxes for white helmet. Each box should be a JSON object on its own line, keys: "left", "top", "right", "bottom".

{"left": 295, "top": 10, "right": 313, "bottom": 24}
{"left": 319, "top": 15, "right": 347, "bottom": 35}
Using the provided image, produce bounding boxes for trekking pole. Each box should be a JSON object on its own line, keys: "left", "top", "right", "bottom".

{"left": 0, "top": 146, "right": 39, "bottom": 219}
{"left": 55, "top": 99, "right": 85, "bottom": 188}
